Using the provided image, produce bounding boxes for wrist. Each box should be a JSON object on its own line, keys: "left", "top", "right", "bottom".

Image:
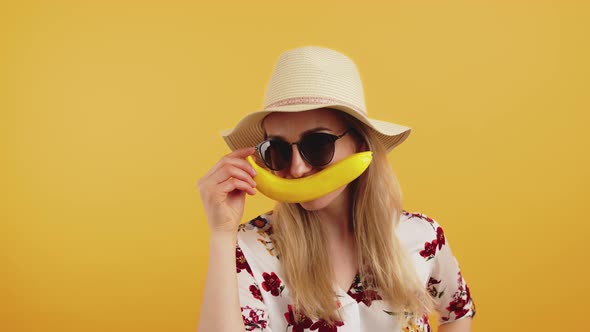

{"left": 209, "top": 230, "right": 238, "bottom": 244}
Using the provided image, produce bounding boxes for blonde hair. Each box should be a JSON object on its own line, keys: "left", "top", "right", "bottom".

{"left": 269, "top": 109, "right": 437, "bottom": 326}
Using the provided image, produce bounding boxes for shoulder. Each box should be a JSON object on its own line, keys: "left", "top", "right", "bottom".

{"left": 399, "top": 209, "right": 442, "bottom": 228}
{"left": 236, "top": 211, "right": 279, "bottom": 263}
{"left": 397, "top": 209, "right": 446, "bottom": 248}
{"left": 237, "top": 211, "right": 274, "bottom": 239}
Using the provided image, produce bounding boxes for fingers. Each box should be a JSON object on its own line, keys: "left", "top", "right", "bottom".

{"left": 220, "top": 177, "right": 257, "bottom": 195}
{"left": 203, "top": 147, "right": 257, "bottom": 179}
{"left": 230, "top": 146, "right": 257, "bottom": 159}
{"left": 197, "top": 146, "right": 258, "bottom": 196}
{"left": 213, "top": 163, "right": 257, "bottom": 188}
{"left": 217, "top": 155, "right": 257, "bottom": 178}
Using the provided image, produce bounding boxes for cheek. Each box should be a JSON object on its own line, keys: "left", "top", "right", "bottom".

{"left": 333, "top": 142, "right": 358, "bottom": 162}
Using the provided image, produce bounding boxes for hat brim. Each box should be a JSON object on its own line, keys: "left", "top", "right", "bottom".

{"left": 220, "top": 104, "right": 411, "bottom": 153}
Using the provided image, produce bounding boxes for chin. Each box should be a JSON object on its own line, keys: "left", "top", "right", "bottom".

{"left": 298, "top": 186, "right": 347, "bottom": 211}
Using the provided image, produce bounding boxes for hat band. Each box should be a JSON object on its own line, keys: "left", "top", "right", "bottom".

{"left": 265, "top": 96, "right": 366, "bottom": 116}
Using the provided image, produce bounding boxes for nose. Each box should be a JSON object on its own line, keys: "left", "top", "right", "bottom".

{"left": 287, "top": 144, "right": 313, "bottom": 179}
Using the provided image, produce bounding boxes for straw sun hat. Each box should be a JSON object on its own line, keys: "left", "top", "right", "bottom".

{"left": 220, "top": 45, "right": 412, "bottom": 153}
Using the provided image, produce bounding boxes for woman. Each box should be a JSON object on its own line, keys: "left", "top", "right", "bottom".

{"left": 197, "top": 46, "right": 475, "bottom": 332}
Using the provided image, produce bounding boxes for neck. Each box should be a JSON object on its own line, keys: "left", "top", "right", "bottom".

{"left": 316, "top": 187, "right": 354, "bottom": 240}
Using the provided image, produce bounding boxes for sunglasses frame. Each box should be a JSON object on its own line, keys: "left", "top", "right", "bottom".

{"left": 255, "top": 129, "right": 351, "bottom": 171}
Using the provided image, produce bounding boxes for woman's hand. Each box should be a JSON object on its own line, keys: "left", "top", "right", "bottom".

{"left": 197, "top": 146, "right": 258, "bottom": 234}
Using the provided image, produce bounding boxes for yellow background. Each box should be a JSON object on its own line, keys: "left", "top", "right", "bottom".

{"left": 1, "top": 1, "right": 588, "bottom": 331}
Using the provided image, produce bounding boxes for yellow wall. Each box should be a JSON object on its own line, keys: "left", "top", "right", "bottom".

{"left": 1, "top": 1, "right": 588, "bottom": 331}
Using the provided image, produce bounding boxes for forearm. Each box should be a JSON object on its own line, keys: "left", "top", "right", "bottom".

{"left": 197, "top": 232, "right": 246, "bottom": 332}
{"left": 438, "top": 317, "right": 472, "bottom": 332}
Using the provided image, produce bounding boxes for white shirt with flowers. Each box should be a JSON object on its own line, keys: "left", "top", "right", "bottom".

{"left": 234, "top": 210, "right": 476, "bottom": 332}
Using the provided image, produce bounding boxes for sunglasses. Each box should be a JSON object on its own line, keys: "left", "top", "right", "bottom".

{"left": 255, "top": 129, "right": 351, "bottom": 171}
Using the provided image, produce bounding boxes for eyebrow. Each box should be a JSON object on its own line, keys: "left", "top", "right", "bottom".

{"left": 265, "top": 127, "right": 333, "bottom": 140}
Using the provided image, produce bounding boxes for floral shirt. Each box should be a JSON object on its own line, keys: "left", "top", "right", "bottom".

{"left": 235, "top": 210, "right": 476, "bottom": 331}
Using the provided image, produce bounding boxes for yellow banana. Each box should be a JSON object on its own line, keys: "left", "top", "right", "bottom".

{"left": 246, "top": 151, "right": 373, "bottom": 203}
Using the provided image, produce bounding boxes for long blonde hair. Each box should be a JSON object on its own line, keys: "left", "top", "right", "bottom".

{"left": 269, "top": 109, "right": 436, "bottom": 326}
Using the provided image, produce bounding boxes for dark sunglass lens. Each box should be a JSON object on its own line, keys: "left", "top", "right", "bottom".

{"left": 300, "top": 133, "right": 336, "bottom": 166}
{"left": 261, "top": 140, "right": 291, "bottom": 170}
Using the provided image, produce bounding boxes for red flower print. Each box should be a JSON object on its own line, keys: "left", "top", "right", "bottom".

{"left": 460, "top": 274, "right": 476, "bottom": 317}
{"left": 420, "top": 226, "right": 446, "bottom": 260}
{"left": 252, "top": 216, "right": 268, "bottom": 228}
{"left": 427, "top": 277, "right": 441, "bottom": 286}
{"left": 347, "top": 274, "right": 383, "bottom": 307}
{"left": 236, "top": 246, "right": 253, "bottom": 276}
{"left": 241, "top": 306, "right": 268, "bottom": 331}
{"left": 261, "top": 271, "right": 284, "bottom": 296}
{"left": 405, "top": 211, "right": 435, "bottom": 224}
{"left": 249, "top": 216, "right": 273, "bottom": 235}
{"left": 361, "top": 289, "right": 382, "bottom": 307}
{"left": 249, "top": 284, "right": 263, "bottom": 302}
{"left": 441, "top": 271, "right": 475, "bottom": 321}
{"left": 421, "top": 314, "right": 432, "bottom": 332}
{"left": 447, "top": 298, "right": 469, "bottom": 319}
{"left": 436, "top": 227, "right": 446, "bottom": 249}
{"left": 456, "top": 271, "right": 465, "bottom": 292}
{"left": 310, "top": 319, "right": 345, "bottom": 332}
{"left": 426, "top": 277, "right": 443, "bottom": 298}
{"left": 447, "top": 298, "right": 466, "bottom": 312}
{"left": 348, "top": 288, "right": 382, "bottom": 307}
{"left": 420, "top": 240, "right": 438, "bottom": 260}
{"left": 284, "top": 304, "right": 313, "bottom": 332}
